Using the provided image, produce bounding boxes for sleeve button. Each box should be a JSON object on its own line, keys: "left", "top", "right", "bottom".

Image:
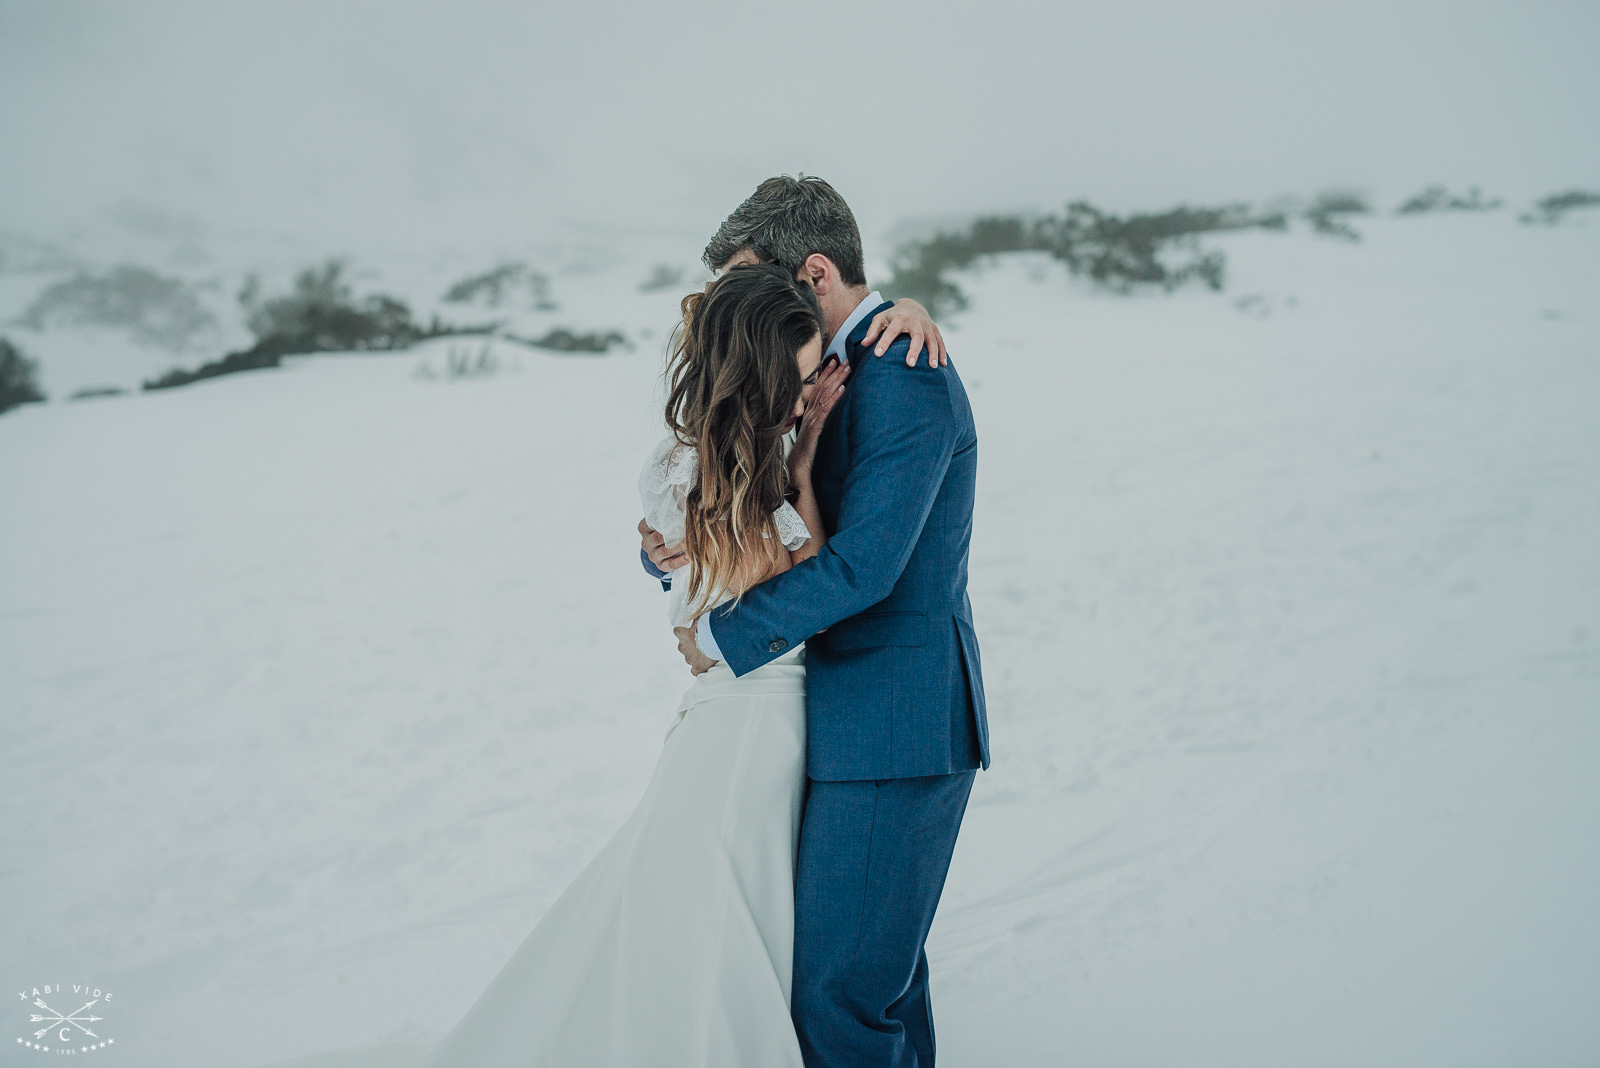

{"left": 768, "top": 638, "right": 788, "bottom": 652}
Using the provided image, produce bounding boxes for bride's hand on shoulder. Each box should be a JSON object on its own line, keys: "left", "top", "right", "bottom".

{"left": 790, "top": 358, "right": 850, "bottom": 476}
{"left": 860, "top": 298, "right": 947, "bottom": 368}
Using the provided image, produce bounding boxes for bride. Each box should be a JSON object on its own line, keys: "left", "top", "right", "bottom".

{"left": 415, "top": 263, "right": 924, "bottom": 1066}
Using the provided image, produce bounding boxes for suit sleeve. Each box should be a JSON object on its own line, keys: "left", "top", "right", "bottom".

{"left": 705, "top": 348, "right": 959, "bottom": 676}
{"left": 641, "top": 548, "right": 672, "bottom": 591}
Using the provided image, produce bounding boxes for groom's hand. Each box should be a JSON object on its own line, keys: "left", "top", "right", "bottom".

{"left": 640, "top": 518, "right": 688, "bottom": 572}
{"left": 674, "top": 622, "right": 717, "bottom": 676}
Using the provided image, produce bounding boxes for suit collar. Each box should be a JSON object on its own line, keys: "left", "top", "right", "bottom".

{"left": 827, "top": 290, "right": 887, "bottom": 365}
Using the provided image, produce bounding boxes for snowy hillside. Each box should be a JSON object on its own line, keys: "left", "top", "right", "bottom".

{"left": 2, "top": 210, "right": 1598, "bottom": 1067}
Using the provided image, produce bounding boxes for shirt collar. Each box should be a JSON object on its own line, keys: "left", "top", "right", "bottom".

{"left": 825, "top": 290, "right": 884, "bottom": 366}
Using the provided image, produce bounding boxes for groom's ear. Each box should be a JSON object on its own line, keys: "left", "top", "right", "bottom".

{"left": 799, "top": 253, "right": 833, "bottom": 296}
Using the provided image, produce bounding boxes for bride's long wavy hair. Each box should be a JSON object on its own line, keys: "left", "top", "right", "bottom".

{"left": 665, "top": 262, "right": 824, "bottom": 620}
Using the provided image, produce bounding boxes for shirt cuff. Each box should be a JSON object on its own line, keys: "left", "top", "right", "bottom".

{"left": 696, "top": 613, "right": 725, "bottom": 664}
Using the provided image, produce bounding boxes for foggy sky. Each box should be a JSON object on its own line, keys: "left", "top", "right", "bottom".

{"left": 2, "top": 0, "right": 1597, "bottom": 254}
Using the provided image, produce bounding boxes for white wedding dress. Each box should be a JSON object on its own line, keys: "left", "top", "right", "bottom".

{"left": 416, "top": 437, "right": 811, "bottom": 1068}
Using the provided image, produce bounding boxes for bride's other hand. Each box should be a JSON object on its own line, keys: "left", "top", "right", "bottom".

{"left": 639, "top": 517, "right": 688, "bottom": 572}
{"left": 860, "top": 298, "right": 947, "bottom": 368}
{"left": 791, "top": 359, "right": 850, "bottom": 477}
{"left": 674, "top": 622, "right": 717, "bottom": 675}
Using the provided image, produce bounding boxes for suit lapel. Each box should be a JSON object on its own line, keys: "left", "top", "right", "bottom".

{"left": 813, "top": 302, "right": 893, "bottom": 530}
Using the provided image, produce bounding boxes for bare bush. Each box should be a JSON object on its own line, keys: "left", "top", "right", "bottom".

{"left": 443, "top": 262, "right": 557, "bottom": 309}
{"left": 414, "top": 342, "right": 502, "bottom": 381}
{"left": 17, "top": 265, "right": 216, "bottom": 349}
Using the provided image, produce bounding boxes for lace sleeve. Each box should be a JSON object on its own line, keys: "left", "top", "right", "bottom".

{"left": 773, "top": 500, "right": 812, "bottom": 551}
{"left": 638, "top": 437, "right": 697, "bottom": 546}
{"left": 643, "top": 436, "right": 809, "bottom": 553}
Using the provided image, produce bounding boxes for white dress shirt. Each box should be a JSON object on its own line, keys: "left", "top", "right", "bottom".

{"left": 693, "top": 289, "right": 884, "bottom": 665}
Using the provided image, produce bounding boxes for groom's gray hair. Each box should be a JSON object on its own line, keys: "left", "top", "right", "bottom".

{"left": 703, "top": 174, "right": 867, "bottom": 287}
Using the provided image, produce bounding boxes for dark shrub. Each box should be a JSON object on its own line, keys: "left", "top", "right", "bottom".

{"left": 69, "top": 385, "right": 129, "bottom": 400}
{"left": 1041, "top": 202, "right": 1238, "bottom": 293}
{"left": 1, "top": 336, "right": 47, "bottom": 414}
{"left": 1307, "top": 213, "right": 1360, "bottom": 240}
{"left": 147, "top": 260, "right": 491, "bottom": 392}
{"left": 881, "top": 248, "right": 971, "bottom": 314}
{"left": 1308, "top": 190, "right": 1370, "bottom": 214}
{"left": 1520, "top": 189, "right": 1600, "bottom": 225}
{"left": 1304, "top": 189, "right": 1369, "bottom": 241}
{"left": 143, "top": 339, "right": 286, "bottom": 391}
{"left": 17, "top": 265, "right": 216, "bottom": 349}
{"left": 504, "top": 327, "right": 630, "bottom": 354}
{"left": 239, "top": 260, "right": 472, "bottom": 351}
{"left": 443, "top": 262, "right": 556, "bottom": 309}
{"left": 879, "top": 220, "right": 1018, "bottom": 312}
{"left": 1397, "top": 185, "right": 1502, "bottom": 214}
{"left": 883, "top": 199, "right": 1266, "bottom": 314}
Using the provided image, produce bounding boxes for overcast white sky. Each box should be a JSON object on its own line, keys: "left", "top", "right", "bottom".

{"left": 2, "top": 0, "right": 1596, "bottom": 253}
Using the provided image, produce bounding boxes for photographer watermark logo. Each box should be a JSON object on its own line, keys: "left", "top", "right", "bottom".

{"left": 14, "top": 983, "right": 117, "bottom": 1055}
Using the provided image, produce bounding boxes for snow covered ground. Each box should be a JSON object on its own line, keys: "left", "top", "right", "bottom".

{"left": 3, "top": 210, "right": 1598, "bottom": 1067}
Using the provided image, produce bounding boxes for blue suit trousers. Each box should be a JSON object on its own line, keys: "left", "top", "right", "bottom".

{"left": 792, "top": 771, "right": 977, "bottom": 1067}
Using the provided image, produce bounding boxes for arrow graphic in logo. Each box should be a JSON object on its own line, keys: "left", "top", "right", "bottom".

{"left": 30, "top": 997, "right": 103, "bottom": 1040}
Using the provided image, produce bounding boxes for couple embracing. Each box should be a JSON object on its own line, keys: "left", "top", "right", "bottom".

{"left": 419, "top": 175, "right": 990, "bottom": 1068}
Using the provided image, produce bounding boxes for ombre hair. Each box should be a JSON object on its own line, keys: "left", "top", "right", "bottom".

{"left": 665, "top": 263, "right": 824, "bottom": 620}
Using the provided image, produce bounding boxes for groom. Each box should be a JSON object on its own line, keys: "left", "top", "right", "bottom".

{"left": 641, "top": 174, "right": 989, "bottom": 1067}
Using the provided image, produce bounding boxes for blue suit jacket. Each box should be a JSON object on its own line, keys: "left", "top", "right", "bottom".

{"left": 670, "top": 303, "right": 990, "bottom": 781}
